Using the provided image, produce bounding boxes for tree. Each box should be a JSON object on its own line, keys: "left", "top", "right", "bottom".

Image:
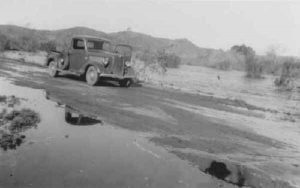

{"left": 231, "top": 44, "right": 262, "bottom": 78}
{"left": 231, "top": 44, "right": 255, "bottom": 57}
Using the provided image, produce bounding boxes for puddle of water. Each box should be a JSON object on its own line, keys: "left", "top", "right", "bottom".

{"left": 0, "top": 78, "right": 233, "bottom": 188}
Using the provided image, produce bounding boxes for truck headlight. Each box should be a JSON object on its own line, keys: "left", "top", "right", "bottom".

{"left": 102, "top": 57, "right": 109, "bottom": 65}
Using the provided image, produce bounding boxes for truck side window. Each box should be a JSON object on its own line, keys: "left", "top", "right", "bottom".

{"left": 73, "top": 39, "right": 85, "bottom": 50}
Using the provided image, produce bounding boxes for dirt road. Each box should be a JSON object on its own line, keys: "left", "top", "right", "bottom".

{"left": 0, "top": 57, "right": 299, "bottom": 188}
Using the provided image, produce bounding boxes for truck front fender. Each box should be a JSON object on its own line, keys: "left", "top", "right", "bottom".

{"left": 80, "top": 62, "right": 105, "bottom": 75}
{"left": 46, "top": 51, "right": 64, "bottom": 66}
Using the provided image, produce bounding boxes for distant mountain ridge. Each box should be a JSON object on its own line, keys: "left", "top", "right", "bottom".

{"left": 0, "top": 24, "right": 214, "bottom": 64}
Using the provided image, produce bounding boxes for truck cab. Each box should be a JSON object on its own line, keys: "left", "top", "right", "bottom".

{"left": 47, "top": 35, "right": 135, "bottom": 87}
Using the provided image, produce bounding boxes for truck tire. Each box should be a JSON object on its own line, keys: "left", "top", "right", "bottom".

{"left": 48, "top": 61, "right": 58, "bottom": 77}
{"left": 65, "top": 111, "right": 72, "bottom": 123}
{"left": 86, "top": 66, "right": 99, "bottom": 86}
{"left": 119, "top": 79, "right": 132, "bottom": 88}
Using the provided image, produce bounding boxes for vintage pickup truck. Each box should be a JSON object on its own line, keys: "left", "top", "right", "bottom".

{"left": 46, "top": 35, "right": 135, "bottom": 87}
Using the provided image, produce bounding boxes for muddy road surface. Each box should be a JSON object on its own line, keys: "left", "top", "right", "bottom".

{"left": 0, "top": 58, "right": 300, "bottom": 188}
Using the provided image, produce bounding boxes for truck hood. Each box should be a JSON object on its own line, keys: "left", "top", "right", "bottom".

{"left": 87, "top": 50, "right": 131, "bottom": 61}
{"left": 87, "top": 50, "right": 116, "bottom": 58}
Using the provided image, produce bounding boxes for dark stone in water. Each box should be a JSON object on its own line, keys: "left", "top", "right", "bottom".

{"left": 205, "top": 161, "right": 231, "bottom": 180}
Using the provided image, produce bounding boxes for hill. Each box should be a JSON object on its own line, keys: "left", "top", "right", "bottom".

{"left": 0, "top": 25, "right": 213, "bottom": 64}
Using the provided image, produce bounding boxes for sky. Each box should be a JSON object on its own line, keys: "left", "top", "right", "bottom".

{"left": 0, "top": 0, "right": 300, "bottom": 56}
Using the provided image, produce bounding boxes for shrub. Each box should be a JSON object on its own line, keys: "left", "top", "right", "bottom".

{"left": 19, "top": 36, "right": 40, "bottom": 52}
{"left": 256, "top": 55, "right": 280, "bottom": 75}
{"left": 135, "top": 49, "right": 181, "bottom": 69}
{"left": 0, "top": 34, "right": 40, "bottom": 52}
{"left": 202, "top": 50, "right": 245, "bottom": 71}
{"left": 245, "top": 58, "right": 263, "bottom": 78}
{"left": 40, "top": 40, "right": 57, "bottom": 52}
{"left": 0, "top": 34, "right": 21, "bottom": 51}
{"left": 132, "top": 58, "right": 166, "bottom": 82}
{"left": 0, "top": 33, "right": 8, "bottom": 51}
{"left": 135, "top": 50, "right": 156, "bottom": 64}
{"left": 0, "top": 33, "right": 55, "bottom": 52}
{"left": 4, "top": 37, "right": 21, "bottom": 50}
{"left": 274, "top": 59, "right": 300, "bottom": 90}
{"left": 132, "top": 51, "right": 168, "bottom": 82}
{"left": 156, "top": 50, "right": 181, "bottom": 68}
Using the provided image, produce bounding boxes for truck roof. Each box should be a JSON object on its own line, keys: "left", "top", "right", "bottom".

{"left": 73, "top": 35, "right": 111, "bottom": 42}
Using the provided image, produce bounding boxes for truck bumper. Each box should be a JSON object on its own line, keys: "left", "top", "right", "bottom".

{"left": 99, "top": 73, "right": 135, "bottom": 80}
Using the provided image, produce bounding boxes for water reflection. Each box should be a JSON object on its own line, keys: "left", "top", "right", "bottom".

{"left": 64, "top": 105, "right": 102, "bottom": 126}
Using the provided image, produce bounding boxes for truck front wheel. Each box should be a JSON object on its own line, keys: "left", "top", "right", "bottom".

{"left": 119, "top": 79, "right": 132, "bottom": 88}
{"left": 86, "top": 66, "right": 99, "bottom": 86}
{"left": 48, "top": 61, "right": 58, "bottom": 77}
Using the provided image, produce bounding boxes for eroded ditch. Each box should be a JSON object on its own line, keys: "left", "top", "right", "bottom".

{"left": 172, "top": 150, "right": 297, "bottom": 188}
{"left": 150, "top": 135, "right": 298, "bottom": 188}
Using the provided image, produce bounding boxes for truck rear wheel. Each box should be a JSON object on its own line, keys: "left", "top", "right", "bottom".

{"left": 86, "top": 66, "right": 99, "bottom": 86}
{"left": 48, "top": 61, "right": 58, "bottom": 77}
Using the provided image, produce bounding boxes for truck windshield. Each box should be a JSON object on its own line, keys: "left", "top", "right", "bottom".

{"left": 87, "top": 40, "right": 111, "bottom": 51}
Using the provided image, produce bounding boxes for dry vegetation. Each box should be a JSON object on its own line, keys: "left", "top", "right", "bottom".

{"left": 0, "top": 33, "right": 56, "bottom": 52}
{"left": 130, "top": 49, "right": 181, "bottom": 82}
{"left": 274, "top": 60, "right": 300, "bottom": 90}
{"left": 196, "top": 44, "right": 300, "bottom": 81}
{"left": 4, "top": 109, "right": 40, "bottom": 132}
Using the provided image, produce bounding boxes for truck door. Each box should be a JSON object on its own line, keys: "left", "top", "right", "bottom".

{"left": 69, "top": 38, "right": 87, "bottom": 72}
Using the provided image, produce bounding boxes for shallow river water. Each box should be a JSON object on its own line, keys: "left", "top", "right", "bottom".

{"left": 154, "top": 65, "right": 300, "bottom": 118}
